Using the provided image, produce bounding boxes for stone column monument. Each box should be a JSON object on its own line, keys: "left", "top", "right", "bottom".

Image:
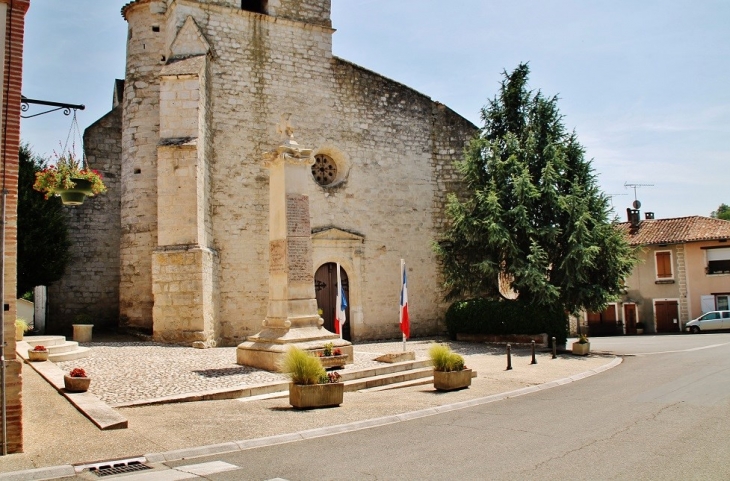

{"left": 237, "top": 115, "right": 353, "bottom": 371}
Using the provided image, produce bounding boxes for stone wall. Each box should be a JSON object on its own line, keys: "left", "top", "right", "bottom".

{"left": 47, "top": 106, "right": 122, "bottom": 332}
{"left": 77, "top": 0, "right": 476, "bottom": 346}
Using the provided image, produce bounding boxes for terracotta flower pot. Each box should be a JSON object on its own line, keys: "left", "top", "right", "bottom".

{"left": 64, "top": 375, "right": 91, "bottom": 393}
{"left": 28, "top": 350, "right": 49, "bottom": 362}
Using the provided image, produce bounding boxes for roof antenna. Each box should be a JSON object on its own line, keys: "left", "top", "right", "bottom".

{"left": 624, "top": 182, "right": 654, "bottom": 210}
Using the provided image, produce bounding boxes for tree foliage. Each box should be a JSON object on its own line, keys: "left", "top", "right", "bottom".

{"left": 434, "top": 63, "right": 636, "bottom": 314}
{"left": 711, "top": 203, "right": 730, "bottom": 221}
{"left": 17, "top": 144, "right": 71, "bottom": 296}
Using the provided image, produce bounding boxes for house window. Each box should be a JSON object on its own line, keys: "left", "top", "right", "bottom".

{"left": 241, "top": 0, "right": 267, "bottom": 14}
{"left": 655, "top": 251, "right": 673, "bottom": 279}
{"left": 707, "top": 247, "right": 730, "bottom": 274}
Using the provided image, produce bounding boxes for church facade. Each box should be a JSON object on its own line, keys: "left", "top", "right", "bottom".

{"left": 49, "top": 0, "right": 475, "bottom": 346}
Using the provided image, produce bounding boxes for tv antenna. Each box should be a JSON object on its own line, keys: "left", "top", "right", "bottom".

{"left": 624, "top": 182, "right": 653, "bottom": 209}
{"left": 606, "top": 193, "right": 627, "bottom": 209}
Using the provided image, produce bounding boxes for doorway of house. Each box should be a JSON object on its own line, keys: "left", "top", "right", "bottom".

{"left": 655, "top": 300, "right": 679, "bottom": 333}
{"left": 624, "top": 303, "right": 637, "bottom": 335}
{"left": 314, "top": 263, "right": 351, "bottom": 341}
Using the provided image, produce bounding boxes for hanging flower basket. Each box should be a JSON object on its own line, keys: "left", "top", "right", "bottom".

{"left": 33, "top": 153, "right": 106, "bottom": 206}
{"left": 33, "top": 116, "right": 106, "bottom": 206}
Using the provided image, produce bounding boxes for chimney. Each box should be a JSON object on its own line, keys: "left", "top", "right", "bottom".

{"left": 645, "top": 212, "right": 655, "bottom": 220}
{"left": 627, "top": 208, "right": 640, "bottom": 227}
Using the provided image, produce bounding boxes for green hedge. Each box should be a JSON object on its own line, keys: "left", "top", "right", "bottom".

{"left": 444, "top": 298, "right": 568, "bottom": 344}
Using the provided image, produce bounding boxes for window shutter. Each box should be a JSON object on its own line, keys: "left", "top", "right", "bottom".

{"left": 656, "top": 251, "right": 672, "bottom": 278}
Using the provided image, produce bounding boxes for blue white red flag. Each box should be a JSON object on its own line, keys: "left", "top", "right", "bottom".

{"left": 400, "top": 259, "right": 410, "bottom": 339}
{"left": 335, "top": 263, "right": 347, "bottom": 337}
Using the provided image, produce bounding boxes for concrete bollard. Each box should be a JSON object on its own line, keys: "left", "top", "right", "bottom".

{"left": 552, "top": 336, "right": 557, "bottom": 359}
{"left": 506, "top": 344, "right": 512, "bottom": 370}
{"left": 531, "top": 340, "right": 537, "bottom": 365}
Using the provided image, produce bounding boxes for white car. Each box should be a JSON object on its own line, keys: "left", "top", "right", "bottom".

{"left": 685, "top": 311, "right": 730, "bottom": 333}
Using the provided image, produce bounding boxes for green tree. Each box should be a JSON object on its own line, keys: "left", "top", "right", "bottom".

{"left": 435, "top": 63, "right": 636, "bottom": 314}
{"left": 711, "top": 203, "right": 730, "bottom": 221}
{"left": 17, "top": 144, "right": 71, "bottom": 296}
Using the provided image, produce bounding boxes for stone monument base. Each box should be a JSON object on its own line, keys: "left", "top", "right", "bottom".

{"left": 237, "top": 326, "right": 353, "bottom": 372}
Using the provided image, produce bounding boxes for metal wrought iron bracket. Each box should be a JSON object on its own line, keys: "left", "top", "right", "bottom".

{"left": 20, "top": 95, "right": 85, "bottom": 119}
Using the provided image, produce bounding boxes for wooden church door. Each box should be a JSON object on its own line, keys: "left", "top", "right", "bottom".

{"left": 314, "top": 263, "right": 351, "bottom": 341}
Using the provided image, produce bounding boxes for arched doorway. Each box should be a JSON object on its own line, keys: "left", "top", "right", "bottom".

{"left": 314, "top": 263, "right": 351, "bottom": 341}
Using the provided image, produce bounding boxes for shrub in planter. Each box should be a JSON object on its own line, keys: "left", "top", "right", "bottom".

{"left": 280, "top": 347, "right": 344, "bottom": 408}
{"left": 428, "top": 344, "right": 472, "bottom": 391}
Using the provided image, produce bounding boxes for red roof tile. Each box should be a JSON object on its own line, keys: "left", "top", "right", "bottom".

{"left": 615, "top": 216, "right": 730, "bottom": 246}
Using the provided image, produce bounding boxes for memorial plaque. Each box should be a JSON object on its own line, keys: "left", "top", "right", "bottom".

{"left": 269, "top": 240, "right": 286, "bottom": 273}
{"left": 287, "top": 237, "right": 313, "bottom": 282}
{"left": 286, "top": 194, "right": 311, "bottom": 237}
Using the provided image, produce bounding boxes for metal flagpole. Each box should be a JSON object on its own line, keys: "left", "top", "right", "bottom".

{"left": 336, "top": 263, "right": 343, "bottom": 339}
{"left": 401, "top": 259, "right": 406, "bottom": 352}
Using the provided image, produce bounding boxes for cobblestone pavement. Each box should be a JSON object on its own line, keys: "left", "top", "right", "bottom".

{"left": 56, "top": 338, "right": 496, "bottom": 405}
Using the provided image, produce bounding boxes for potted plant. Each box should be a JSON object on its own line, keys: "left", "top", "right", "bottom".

{"left": 572, "top": 333, "right": 590, "bottom": 355}
{"left": 280, "top": 347, "right": 343, "bottom": 409}
{"left": 636, "top": 321, "right": 645, "bottom": 335}
{"left": 63, "top": 367, "right": 91, "bottom": 393}
{"left": 28, "top": 345, "right": 49, "bottom": 362}
{"left": 429, "top": 344, "right": 473, "bottom": 391}
{"left": 313, "top": 342, "right": 347, "bottom": 369}
{"left": 33, "top": 149, "right": 106, "bottom": 206}
{"left": 15, "top": 318, "right": 30, "bottom": 341}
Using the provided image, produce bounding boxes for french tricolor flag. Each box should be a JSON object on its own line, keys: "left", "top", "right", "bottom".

{"left": 335, "top": 263, "right": 347, "bottom": 337}
{"left": 400, "top": 259, "right": 410, "bottom": 339}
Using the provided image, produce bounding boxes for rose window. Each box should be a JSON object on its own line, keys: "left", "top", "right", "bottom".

{"left": 312, "top": 154, "right": 337, "bottom": 186}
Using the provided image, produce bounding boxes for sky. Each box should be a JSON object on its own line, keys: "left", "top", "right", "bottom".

{"left": 21, "top": 0, "right": 730, "bottom": 219}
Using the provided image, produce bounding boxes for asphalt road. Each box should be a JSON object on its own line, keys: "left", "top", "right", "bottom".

{"left": 156, "top": 333, "right": 730, "bottom": 480}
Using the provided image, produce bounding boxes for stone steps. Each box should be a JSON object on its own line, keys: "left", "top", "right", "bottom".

{"left": 113, "top": 358, "right": 436, "bottom": 407}
{"left": 20, "top": 335, "right": 92, "bottom": 362}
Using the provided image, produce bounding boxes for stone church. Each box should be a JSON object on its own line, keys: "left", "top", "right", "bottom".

{"left": 48, "top": 0, "right": 475, "bottom": 346}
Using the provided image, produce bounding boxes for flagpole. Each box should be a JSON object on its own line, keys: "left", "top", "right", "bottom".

{"left": 401, "top": 259, "right": 406, "bottom": 352}
{"left": 336, "top": 263, "right": 343, "bottom": 339}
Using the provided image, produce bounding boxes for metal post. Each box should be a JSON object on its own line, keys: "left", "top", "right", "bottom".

{"left": 530, "top": 340, "right": 537, "bottom": 365}
{"left": 506, "top": 344, "right": 512, "bottom": 370}
{"left": 552, "top": 336, "right": 557, "bottom": 359}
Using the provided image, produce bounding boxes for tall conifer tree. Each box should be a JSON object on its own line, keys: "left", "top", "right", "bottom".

{"left": 435, "top": 64, "right": 635, "bottom": 314}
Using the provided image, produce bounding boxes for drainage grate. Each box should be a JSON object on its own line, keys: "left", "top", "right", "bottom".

{"left": 75, "top": 457, "right": 153, "bottom": 477}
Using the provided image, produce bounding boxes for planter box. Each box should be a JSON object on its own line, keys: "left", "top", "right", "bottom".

{"left": 433, "top": 369, "right": 472, "bottom": 391}
{"left": 318, "top": 354, "right": 347, "bottom": 370}
{"left": 572, "top": 342, "right": 590, "bottom": 356}
{"left": 64, "top": 375, "right": 91, "bottom": 393}
{"left": 28, "top": 350, "right": 49, "bottom": 362}
{"left": 289, "top": 382, "right": 344, "bottom": 409}
{"left": 73, "top": 324, "right": 93, "bottom": 343}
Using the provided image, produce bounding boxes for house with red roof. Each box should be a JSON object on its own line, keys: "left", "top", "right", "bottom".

{"left": 585, "top": 212, "right": 730, "bottom": 335}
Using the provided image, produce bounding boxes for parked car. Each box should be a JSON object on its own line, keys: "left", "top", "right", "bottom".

{"left": 685, "top": 311, "right": 730, "bottom": 333}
